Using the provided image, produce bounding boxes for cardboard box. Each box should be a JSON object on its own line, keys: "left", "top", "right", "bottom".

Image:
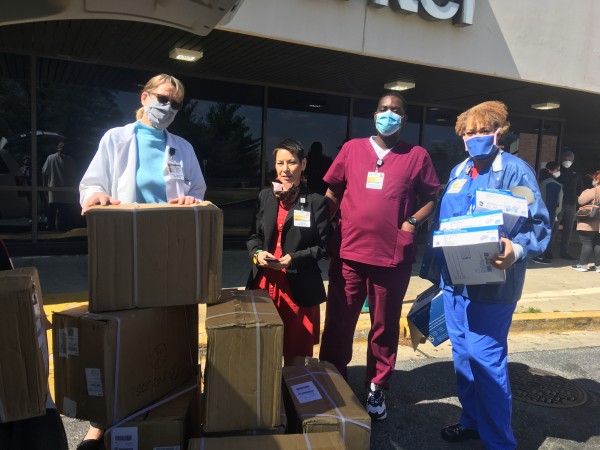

{"left": 282, "top": 360, "right": 371, "bottom": 450}
{"left": 407, "top": 285, "right": 448, "bottom": 350}
{"left": 104, "top": 382, "right": 199, "bottom": 450}
{"left": 87, "top": 202, "right": 223, "bottom": 312}
{"left": 469, "top": 189, "right": 528, "bottom": 236}
{"left": 202, "top": 289, "right": 283, "bottom": 433}
{"left": 53, "top": 305, "right": 198, "bottom": 425}
{"left": 440, "top": 209, "right": 504, "bottom": 231}
{"left": 188, "top": 432, "right": 346, "bottom": 450}
{"left": 433, "top": 225, "right": 506, "bottom": 285}
{"left": 0, "top": 267, "right": 48, "bottom": 422}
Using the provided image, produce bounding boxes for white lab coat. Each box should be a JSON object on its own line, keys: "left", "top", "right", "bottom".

{"left": 79, "top": 122, "right": 206, "bottom": 206}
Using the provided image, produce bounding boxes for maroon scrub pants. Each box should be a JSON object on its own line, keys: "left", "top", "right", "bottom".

{"left": 319, "top": 257, "right": 412, "bottom": 389}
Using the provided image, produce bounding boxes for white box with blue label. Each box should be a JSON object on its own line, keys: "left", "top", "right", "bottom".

{"left": 433, "top": 225, "right": 506, "bottom": 285}
{"left": 407, "top": 285, "right": 448, "bottom": 350}
{"left": 469, "top": 189, "right": 528, "bottom": 237}
{"left": 440, "top": 209, "right": 504, "bottom": 231}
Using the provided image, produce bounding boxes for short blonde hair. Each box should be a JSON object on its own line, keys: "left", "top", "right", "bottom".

{"left": 455, "top": 101, "right": 510, "bottom": 138}
{"left": 135, "top": 74, "right": 185, "bottom": 120}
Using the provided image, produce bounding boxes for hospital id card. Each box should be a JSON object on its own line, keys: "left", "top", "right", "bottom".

{"left": 294, "top": 210, "right": 311, "bottom": 227}
{"left": 168, "top": 161, "right": 185, "bottom": 180}
{"left": 447, "top": 179, "right": 467, "bottom": 194}
{"left": 366, "top": 172, "right": 384, "bottom": 189}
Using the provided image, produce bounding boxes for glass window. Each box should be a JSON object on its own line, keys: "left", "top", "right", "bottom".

{"left": 422, "top": 106, "right": 463, "bottom": 183}
{"left": 539, "top": 120, "right": 561, "bottom": 172}
{"left": 503, "top": 117, "right": 541, "bottom": 172}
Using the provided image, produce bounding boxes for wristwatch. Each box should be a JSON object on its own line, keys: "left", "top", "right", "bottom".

{"left": 406, "top": 216, "right": 420, "bottom": 227}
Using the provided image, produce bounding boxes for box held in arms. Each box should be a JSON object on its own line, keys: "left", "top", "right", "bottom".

{"left": 407, "top": 285, "right": 448, "bottom": 350}
{"left": 188, "top": 432, "right": 346, "bottom": 450}
{"left": 86, "top": 202, "right": 223, "bottom": 312}
{"left": 282, "top": 360, "right": 371, "bottom": 450}
{"left": 104, "top": 381, "right": 199, "bottom": 450}
{"left": 440, "top": 209, "right": 504, "bottom": 231}
{"left": 202, "top": 289, "right": 283, "bottom": 433}
{"left": 0, "top": 267, "right": 49, "bottom": 422}
{"left": 53, "top": 305, "right": 198, "bottom": 426}
{"left": 468, "top": 188, "right": 528, "bottom": 237}
{"left": 433, "top": 225, "right": 506, "bottom": 285}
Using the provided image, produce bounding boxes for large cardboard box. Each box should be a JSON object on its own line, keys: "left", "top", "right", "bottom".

{"left": 0, "top": 267, "right": 48, "bottom": 422}
{"left": 53, "top": 305, "right": 198, "bottom": 425}
{"left": 407, "top": 285, "right": 448, "bottom": 350}
{"left": 202, "top": 289, "right": 283, "bottom": 433}
{"left": 433, "top": 225, "right": 506, "bottom": 285}
{"left": 188, "top": 432, "right": 346, "bottom": 450}
{"left": 87, "top": 202, "right": 223, "bottom": 312}
{"left": 104, "top": 382, "right": 199, "bottom": 450}
{"left": 282, "top": 360, "right": 371, "bottom": 450}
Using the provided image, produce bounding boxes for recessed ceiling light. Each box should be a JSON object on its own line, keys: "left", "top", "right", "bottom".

{"left": 531, "top": 102, "right": 560, "bottom": 110}
{"left": 308, "top": 104, "right": 322, "bottom": 109}
{"left": 169, "top": 48, "right": 204, "bottom": 62}
{"left": 384, "top": 80, "right": 416, "bottom": 91}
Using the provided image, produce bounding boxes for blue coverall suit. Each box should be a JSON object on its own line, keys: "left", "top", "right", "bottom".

{"left": 438, "top": 151, "right": 551, "bottom": 449}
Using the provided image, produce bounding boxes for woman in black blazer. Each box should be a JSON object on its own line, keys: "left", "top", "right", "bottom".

{"left": 247, "top": 139, "right": 332, "bottom": 366}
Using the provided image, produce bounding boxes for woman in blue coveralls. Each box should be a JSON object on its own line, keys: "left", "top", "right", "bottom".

{"left": 435, "top": 101, "right": 551, "bottom": 449}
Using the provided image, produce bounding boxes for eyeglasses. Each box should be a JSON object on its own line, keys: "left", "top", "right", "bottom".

{"left": 148, "top": 92, "right": 182, "bottom": 110}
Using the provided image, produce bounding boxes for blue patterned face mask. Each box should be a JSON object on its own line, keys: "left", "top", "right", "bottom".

{"left": 464, "top": 130, "right": 499, "bottom": 160}
{"left": 375, "top": 110, "right": 403, "bottom": 136}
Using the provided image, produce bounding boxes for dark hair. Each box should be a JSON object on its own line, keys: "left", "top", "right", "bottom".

{"left": 273, "top": 138, "right": 306, "bottom": 161}
{"left": 545, "top": 161, "right": 560, "bottom": 171}
{"left": 378, "top": 91, "right": 408, "bottom": 114}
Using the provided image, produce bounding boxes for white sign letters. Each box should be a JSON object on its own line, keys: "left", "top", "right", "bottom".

{"left": 367, "top": 0, "right": 474, "bottom": 26}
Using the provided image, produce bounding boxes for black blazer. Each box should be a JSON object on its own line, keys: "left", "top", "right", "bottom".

{"left": 246, "top": 183, "right": 332, "bottom": 307}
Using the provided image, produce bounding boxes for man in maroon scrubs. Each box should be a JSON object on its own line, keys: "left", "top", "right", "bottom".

{"left": 319, "top": 92, "right": 440, "bottom": 420}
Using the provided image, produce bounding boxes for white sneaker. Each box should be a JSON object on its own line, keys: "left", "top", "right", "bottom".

{"left": 571, "top": 265, "right": 589, "bottom": 272}
{"left": 366, "top": 383, "right": 387, "bottom": 421}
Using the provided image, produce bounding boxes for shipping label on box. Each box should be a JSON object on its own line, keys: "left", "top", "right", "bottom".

{"left": 407, "top": 285, "right": 448, "bottom": 350}
{"left": 0, "top": 267, "right": 48, "bottom": 422}
{"left": 87, "top": 202, "right": 223, "bottom": 312}
{"left": 202, "top": 290, "right": 283, "bottom": 433}
{"left": 104, "top": 382, "right": 199, "bottom": 450}
{"left": 53, "top": 305, "right": 198, "bottom": 425}
{"left": 282, "top": 360, "right": 370, "bottom": 450}
{"left": 188, "top": 432, "right": 346, "bottom": 450}
{"left": 433, "top": 225, "right": 506, "bottom": 285}
{"left": 468, "top": 189, "right": 528, "bottom": 236}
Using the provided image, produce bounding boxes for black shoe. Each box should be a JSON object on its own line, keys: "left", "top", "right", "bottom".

{"left": 366, "top": 383, "right": 387, "bottom": 421}
{"left": 560, "top": 253, "right": 577, "bottom": 261}
{"left": 441, "top": 423, "right": 480, "bottom": 443}
{"left": 531, "top": 256, "right": 551, "bottom": 264}
{"left": 77, "top": 439, "right": 105, "bottom": 450}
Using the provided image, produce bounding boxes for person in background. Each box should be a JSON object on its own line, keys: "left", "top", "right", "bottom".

{"left": 430, "top": 101, "right": 550, "bottom": 449}
{"left": 532, "top": 161, "right": 563, "bottom": 263}
{"left": 247, "top": 139, "right": 332, "bottom": 366}
{"left": 77, "top": 73, "right": 206, "bottom": 450}
{"left": 42, "top": 140, "right": 78, "bottom": 231}
{"left": 557, "top": 150, "right": 584, "bottom": 260}
{"left": 571, "top": 170, "right": 600, "bottom": 272}
{"left": 318, "top": 92, "right": 440, "bottom": 421}
{"left": 304, "top": 141, "right": 333, "bottom": 195}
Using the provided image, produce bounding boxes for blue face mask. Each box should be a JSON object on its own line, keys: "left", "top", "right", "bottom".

{"left": 375, "top": 110, "right": 403, "bottom": 136}
{"left": 464, "top": 132, "right": 499, "bottom": 160}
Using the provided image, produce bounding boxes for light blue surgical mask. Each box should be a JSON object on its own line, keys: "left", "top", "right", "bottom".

{"left": 375, "top": 110, "right": 403, "bottom": 136}
{"left": 144, "top": 99, "right": 178, "bottom": 130}
{"left": 464, "top": 130, "right": 499, "bottom": 160}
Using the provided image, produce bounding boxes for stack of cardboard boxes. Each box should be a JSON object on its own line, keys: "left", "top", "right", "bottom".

{"left": 52, "top": 203, "right": 223, "bottom": 449}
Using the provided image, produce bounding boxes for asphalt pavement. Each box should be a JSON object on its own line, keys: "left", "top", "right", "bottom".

{"left": 10, "top": 235, "right": 600, "bottom": 450}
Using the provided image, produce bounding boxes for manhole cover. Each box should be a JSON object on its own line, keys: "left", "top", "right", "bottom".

{"left": 510, "top": 365, "right": 588, "bottom": 408}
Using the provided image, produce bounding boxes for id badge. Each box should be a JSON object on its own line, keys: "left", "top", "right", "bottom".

{"left": 294, "top": 210, "right": 311, "bottom": 227}
{"left": 447, "top": 179, "right": 467, "bottom": 194}
{"left": 168, "top": 162, "right": 185, "bottom": 180}
{"left": 366, "top": 172, "right": 384, "bottom": 189}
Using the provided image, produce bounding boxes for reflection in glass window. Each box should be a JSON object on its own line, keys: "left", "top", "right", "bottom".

{"left": 503, "top": 117, "right": 541, "bottom": 172}
{"left": 423, "top": 107, "right": 463, "bottom": 183}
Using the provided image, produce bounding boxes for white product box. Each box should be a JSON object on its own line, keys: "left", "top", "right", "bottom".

{"left": 433, "top": 225, "right": 506, "bottom": 285}
{"left": 469, "top": 189, "right": 528, "bottom": 236}
{"left": 440, "top": 209, "right": 504, "bottom": 231}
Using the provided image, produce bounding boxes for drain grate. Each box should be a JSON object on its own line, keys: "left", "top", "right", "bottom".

{"left": 510, "top": 365, "right": 588, "bottom": 408}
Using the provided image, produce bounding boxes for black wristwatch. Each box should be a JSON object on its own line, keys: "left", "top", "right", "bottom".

{"left": 406, "top": 216, "right": 420, "bottom": 227}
